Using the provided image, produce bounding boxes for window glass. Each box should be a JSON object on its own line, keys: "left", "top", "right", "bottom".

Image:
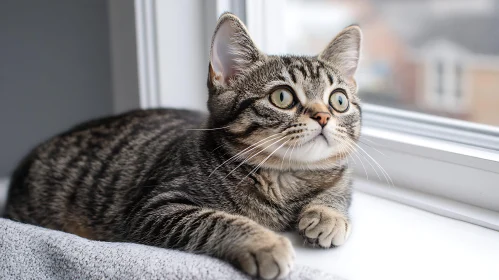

{"left": 283, "top": 0, "right": 499, "bottom": 126}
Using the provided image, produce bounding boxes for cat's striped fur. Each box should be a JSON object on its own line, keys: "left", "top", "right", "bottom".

{"left": 5, "top": 13, "right": 362, "bottom": 279}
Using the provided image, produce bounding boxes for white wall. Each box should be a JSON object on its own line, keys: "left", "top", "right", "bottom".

{"left": 155, "top": 0, "right": 213, "bottom": 111}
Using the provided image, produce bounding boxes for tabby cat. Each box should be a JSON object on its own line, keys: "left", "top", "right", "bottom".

{"left": 5, "top": 13, "right": 362, "bottom": 279}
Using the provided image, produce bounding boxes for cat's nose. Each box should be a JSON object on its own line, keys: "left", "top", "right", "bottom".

{"left": 312, "top": 112, "right": 331, "bottom": 127}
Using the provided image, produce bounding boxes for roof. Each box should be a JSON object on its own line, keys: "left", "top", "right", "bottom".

{"left": 411, "top": 15, "right": 499, "bottom": 55}
{"left": 369, "top": 0, "right": 499, "bottom": 55}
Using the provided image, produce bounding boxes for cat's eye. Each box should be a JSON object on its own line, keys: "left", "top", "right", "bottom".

{"left": 329, "top": 90, "right": 349, "bottom": 113}
{"left": 269, "top": 88, "right": 295, "bottom": 109}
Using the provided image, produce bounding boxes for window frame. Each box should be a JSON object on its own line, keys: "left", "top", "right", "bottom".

{"left": 244, "top": 0, "right": 499, "bottom": 230}
{"left": 119, "top": 0, "right": 499, "bottom": 229}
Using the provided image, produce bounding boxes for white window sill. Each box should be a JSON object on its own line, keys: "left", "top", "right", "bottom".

{"left": 286, "top": 188, "right": 499, "bottom": 280}
{"left": 3, "top": 178, "right": 499, "bottom": 279}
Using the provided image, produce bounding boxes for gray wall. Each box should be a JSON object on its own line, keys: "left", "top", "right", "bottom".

{"left": 0, "top": 0, "right": 114, "bottom": 177}
{"left": 108, "top": 0, "right": 141, "bottom": 113}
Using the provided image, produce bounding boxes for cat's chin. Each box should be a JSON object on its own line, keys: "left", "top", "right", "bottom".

{"left": 274, "top": 135, "right": 340, "bottom": 164}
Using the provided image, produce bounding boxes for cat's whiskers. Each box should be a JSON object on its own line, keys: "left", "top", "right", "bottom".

{"left": 332, "top": 137, "right": 349, "bottom": 164}
{"left": 212, "top": 143, "right": 226, "bottom": 153}
{"left": 337, "top": 134, "right": 379, "bottom": 180}
{"left": 340, "top": 135, "right": 392, "bottom": 186}
{"left": 334, "top": 128, "right": 391, "bottom": 184}
{"left": 340, "top": 144, "right": 354, "bottom": 165}
{"left": 222, "top": 135, "right": 289, "bottom": 179}
{"left": 362, "top": 137, "right": 388, "bottom": 149}
{"left": 331, "top": 134, "right": 368, "bottom": 180}
{"left": 343, "top": 143, "right": 360, "bottom": 169}
{"left": 348, "top": 139, "right": 394, "bottom": 186}
{"left": 288, "top": 141, "right": 298, "bottom": 171}
{"left": 357, "top": 139, "right": 386, "bottom": 157}
{"left": 236, "top": 138, "right": 292, "bottom": 186}
{"left": 280, "top": 142, "right": 294, "bottom": 170}
{"left": 185, "top": 126, "right": 230, "bottom": 131}
{"left": 208, "top": 132, "right": 284, "bottom": 177}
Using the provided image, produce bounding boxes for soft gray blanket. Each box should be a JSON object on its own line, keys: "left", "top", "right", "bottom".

{"left": 0, "top": 218, "right": 338, "bottom": 280}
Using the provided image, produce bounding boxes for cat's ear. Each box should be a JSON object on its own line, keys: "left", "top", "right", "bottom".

{"left": 319, "top": 25, "right": 362, "bottom": 81}
{"left": 209, "top": 13, "right": 264, "bottom": 87}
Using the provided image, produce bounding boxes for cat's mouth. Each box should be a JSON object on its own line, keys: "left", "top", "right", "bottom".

{"left": 317, "top": 133, "right": 329, "bottom": 145}
{"left": 276, "top": 130, "right": 336, "bottom": 163}
{"left": 303, "top": 131, "right": 330, "bottom": 147}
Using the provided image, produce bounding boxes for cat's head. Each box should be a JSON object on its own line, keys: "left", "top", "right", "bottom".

{"left": 207, "top": 13, "right": 362, "bottom": 170}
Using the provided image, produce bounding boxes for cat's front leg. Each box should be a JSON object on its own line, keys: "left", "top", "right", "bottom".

{"left": 298, "top": 179, "right": 352, "bottom": 248}
{"left": 125, "top": 203, "right": 294, "bottom": 279}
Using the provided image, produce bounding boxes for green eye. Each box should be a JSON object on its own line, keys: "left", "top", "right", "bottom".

{"left": 270, "top": 88, "right": 295, "bottom": 109}
{"left": 329, "top": 90, "right": 349, "bottom": 112}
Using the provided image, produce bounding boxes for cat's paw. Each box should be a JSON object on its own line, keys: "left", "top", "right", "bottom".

{"left": 298, "top": 205, "right": 351, "bottom": 248}
{"left": 236, "top": 233, "right": 295, "bottom": 280}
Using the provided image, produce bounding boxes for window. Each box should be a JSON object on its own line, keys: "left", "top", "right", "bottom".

{"left": 244, "top": 0, "right": 499, "bottom": 229}
{"left": 427, "top": 59, "right": 465, "bottom": 113}
{"left": 248, "top": 0, "right": 499, "bottom": 127}
{"left": 435, "top": 61, "right": 444, "bottom": 98}
{"left": 455, "top": 63, "right": 463, "bottom": 99}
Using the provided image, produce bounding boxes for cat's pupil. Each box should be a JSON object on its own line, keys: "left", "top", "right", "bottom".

{"left": 280, "top": 92, "right": 284, "bottom": 102}
{"left": 338, "top": 96, "right": 343, "bottom": 105}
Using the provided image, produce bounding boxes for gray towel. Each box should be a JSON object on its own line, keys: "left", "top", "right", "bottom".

{"left": 0, "top": 218, "right": 339, "bottom": 280}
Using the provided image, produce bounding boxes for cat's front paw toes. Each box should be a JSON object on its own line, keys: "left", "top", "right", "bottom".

{"left": 298, "top": 205, "right": 351, "bottom": 248}
{"left": 236, "top": 233, "right": 295, "bottom": 280}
